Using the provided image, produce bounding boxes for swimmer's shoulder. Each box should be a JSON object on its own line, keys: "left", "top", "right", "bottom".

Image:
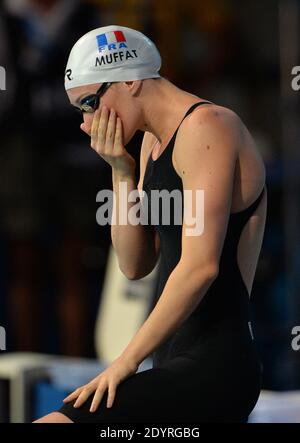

{"left": 175, "top": 102, "right": 245, "bottom": 155}
{"left": 172, "top": 103, "right": 245, "bottom": 177}
{"left": 181, "top": 102, "right": 243, "bottom": 134}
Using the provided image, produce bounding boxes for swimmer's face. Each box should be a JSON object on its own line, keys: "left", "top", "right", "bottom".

{"left": 66, "top": 81, "right": 143, "bottom": 145}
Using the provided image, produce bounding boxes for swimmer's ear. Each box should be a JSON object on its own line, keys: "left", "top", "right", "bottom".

{"left": 124, "top": 80, "right": 142, "bottom": 97}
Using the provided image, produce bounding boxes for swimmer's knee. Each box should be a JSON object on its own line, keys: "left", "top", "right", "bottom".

{"left": 33, "top": 412, "right": 73, "bottom": 423}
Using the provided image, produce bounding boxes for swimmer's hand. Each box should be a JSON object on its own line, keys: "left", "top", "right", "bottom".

{"left": 81, "top": 105, "right": 136, "bottom": 177}
{"left": 62, "top": 355, "right": 138, "bottom": 412}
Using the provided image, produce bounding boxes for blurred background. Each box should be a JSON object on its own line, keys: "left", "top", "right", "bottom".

{"left": 0, "top": 0, "right": 300, "bottom": 423}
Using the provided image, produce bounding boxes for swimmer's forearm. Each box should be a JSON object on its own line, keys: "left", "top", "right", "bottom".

{"left": 111, "top": 169, "right": 156, "bottom": 279}
{"left": 120, "top": 262, "right": 218, "bottom": 366}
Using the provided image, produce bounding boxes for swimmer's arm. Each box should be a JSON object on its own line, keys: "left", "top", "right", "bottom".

{"left": 111, "top": 131, "right": 160, "bottom": 279}
{"left": 120, "top": 107, "right": 240, "bottom": 366}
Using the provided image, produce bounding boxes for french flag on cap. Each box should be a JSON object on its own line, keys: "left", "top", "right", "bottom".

{"left": 97, "top": 31, "right": 126, "bottom": 49}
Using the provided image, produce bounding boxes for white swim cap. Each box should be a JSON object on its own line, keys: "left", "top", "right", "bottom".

{"left": 64, "top": 25, "right": 161, "bottom": 90}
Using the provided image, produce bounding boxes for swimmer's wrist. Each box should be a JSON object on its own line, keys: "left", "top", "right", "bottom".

{"left": 119, "top": 353, "right": 140, "bottom": 371}
{"left": 112, "top": 167, "right": 136, "bottom": 181}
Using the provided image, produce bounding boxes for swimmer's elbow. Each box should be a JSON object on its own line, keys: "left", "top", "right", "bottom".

{"left": 119, "top": 250, "right": 159, "bottom": 280}
{"left": 207, "top": 263, "right": 219, "bottom": 281}
{"left": 120, "top": 265, "right": 142, "bottom": 280}
{"left": 178, "top": 260, "right": 219, "bottom": 286}
{"left": 119, "top": 256, "right": 159, "bottom": 280}
{"left": 124, "top": 270, "right": 148, "bottom": 281}
{"left": 118, "top": 229, "right": 160, "bottom": 280}
{"left": 196, "top": 263, "right": 219, "bottom": 284}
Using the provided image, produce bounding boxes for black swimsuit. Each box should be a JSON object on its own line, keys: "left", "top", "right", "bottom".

{"left": 58, "top": 101, "right": 264, "bottom": 423}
